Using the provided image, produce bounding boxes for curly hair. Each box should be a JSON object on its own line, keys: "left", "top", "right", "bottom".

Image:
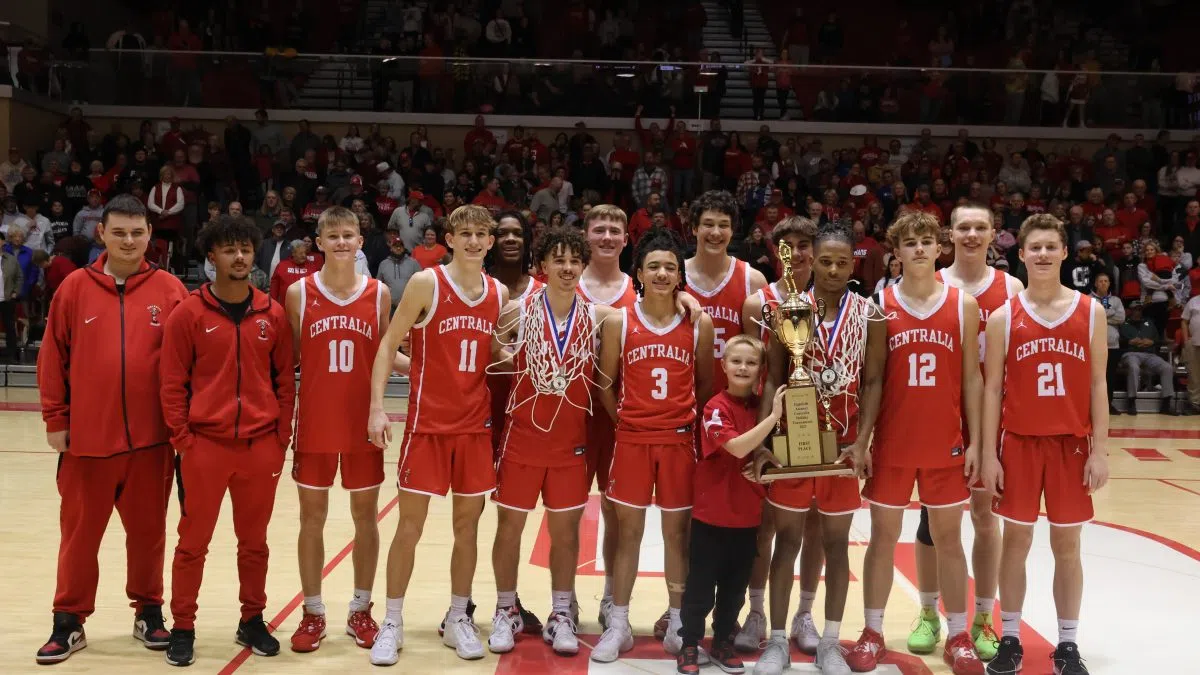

{"left": 632, "top": 227, "right": 688, "bottom": 297}
{"left": 688, "top": 190, "right": 739, "bottom": 230}
{"left": 814, "top": 221, "right": 855, "bottom": 253}
{"left": 532, "top": 225, "right": 591, "bottom": 266}
{"left": 486, "top": 210, "right": 533, "bottom": 273}
{"left": 197, "top": 215, "right": 263, "bottom": 255}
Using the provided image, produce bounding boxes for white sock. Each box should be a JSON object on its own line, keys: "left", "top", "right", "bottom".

{"left": 449, "top": 594, "right": 470, "bottom": 620}
{"left": 822, "top": 620, "right": 841, "bottom": 640}
{"left": 668, "top": 607, "right": 681, "bottom": 625}
{"left": 349, "top": 589, "right": 371, "bottom": 613}
{"left": 770, "top": 629, "right": 786, "bottom": 642}
{"left": 304, "top": 595, "right": 326, "bottom": 616}
{"left": 609, "top": 604, "right": 630, "bottom": 627}
{"left": 496, "top": 590, "right": 516, "bottom": 611}
{"left": 975, "top": 597, "right": 995, "bottom": 616}
{"left": 799, "top": 590, "right": 817, "bottom": 614}
{"left": 865, "top": 608, "right": 884, "bottom": 633}
{"left": 603, "top": 575, "right": 614, "bottom": 601}
{"left": 1001, "top": 611, "right": 1021, "bottom": 638}
{"left": 1058, "top": 618, "right": 1078, "bottom": 643}
{"left": 385, "top": 597, "right": 404, "bottom": 624}
{"left": 919, "top": 591, "right": 939, "bottom": 611}
{"left": 748, "top": 588, "right": 765, "bottom": 614}
{"left": 948, "top": 612, "right": 967, "bottom": 636}
{"left": 552, "top": 591, "right": 572, "bottom": 615}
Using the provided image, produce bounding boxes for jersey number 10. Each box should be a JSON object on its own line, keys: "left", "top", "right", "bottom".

{"left": 328, "top": 339, "right": 354, "bottom": 373}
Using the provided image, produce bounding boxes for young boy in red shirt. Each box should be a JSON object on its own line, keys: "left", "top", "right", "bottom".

{"left": 676, "top": 334, "right": 785, "bottom": 674}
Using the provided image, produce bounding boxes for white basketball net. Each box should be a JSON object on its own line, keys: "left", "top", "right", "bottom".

{"left": 802, "top": 292, "right": 889, "bottom": 434}
{"left": 487, "top": 287, "right": 612, "bottom": 433}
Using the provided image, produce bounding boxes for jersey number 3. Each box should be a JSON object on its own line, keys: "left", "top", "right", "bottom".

{"left": 1037, "top": 362, "right": 1065, "bottom": 397}
{"left": 651, "top": 367, "right": 669, "bottom": 400}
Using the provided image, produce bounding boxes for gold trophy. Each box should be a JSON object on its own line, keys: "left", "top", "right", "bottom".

{"left": 759, "top": 242, "right": 855, "bottom": 481}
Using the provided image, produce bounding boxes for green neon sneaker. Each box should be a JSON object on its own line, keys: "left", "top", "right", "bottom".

{"left": 906, "top": 607, "right": 941, "bottom": 654}
{"left": 971, "top": 612, "right": 1000, "bottom": 661}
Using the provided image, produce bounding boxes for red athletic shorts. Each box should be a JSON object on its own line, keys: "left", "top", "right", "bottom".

{"left": 767, "top": 475, "right": 861, "bottom": 515}
{"left": 292, "top": 450, "right": 385, "bottom": 491}
{"left": 862, "top": 465, "right": 970, "bottom": 509}
{"left": 992, "top": 432, "right": 1093, "bottom": 526}
{"left": 586, "top": 413, "right": 616, "bottom": 492}
{"left": 397, "top": 432, "right": 495, "bottom": 497}
{"left": 605, "top": 440, "right": 695, "bottom": 511}
{"left": 494, "top": 459, "right": 589, "bottom": 512}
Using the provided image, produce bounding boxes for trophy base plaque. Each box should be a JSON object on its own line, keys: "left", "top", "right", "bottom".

{"left": 759, "top": 386, "right": 856, "bottom": 482}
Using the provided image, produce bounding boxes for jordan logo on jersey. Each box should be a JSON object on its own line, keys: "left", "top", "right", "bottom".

{"left": 1015, "top": 337, "right": 1086, "bottom": 362}
{"left": 888, "top": 328, "right": 956, "bottom": 352}
{"left": 437, "top": 315, "right": 494, "bottom": 335}
{"left": 625, "top": 343, "right": 693, "bottom": 366}
{"left": 308, "top": 315, "right": 374, "bottom": 340}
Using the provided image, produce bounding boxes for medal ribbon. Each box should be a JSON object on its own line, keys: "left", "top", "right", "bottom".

{"left": 544, "top": 292, "right": 578, "bottom": 362}
{"left": 810, "top": 290, "right": 849, "bottom": 357}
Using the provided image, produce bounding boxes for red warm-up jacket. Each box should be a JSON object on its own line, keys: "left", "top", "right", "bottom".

{"left": 159, "top": 284, "right": 295, "bottom": 453}
{"left": 37, "top": 254, "right": 190, "bottom": 457}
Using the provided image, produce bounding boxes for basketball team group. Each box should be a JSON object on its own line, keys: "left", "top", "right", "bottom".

{"left": 33, "top": 188, "right": 1107, "bottom": 675}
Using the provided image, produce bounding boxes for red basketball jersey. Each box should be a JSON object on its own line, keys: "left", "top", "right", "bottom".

{"left": 617, "top": 303, "right": 698, "bottom": 443}
{"left": 407, "top": 265, "right": 504, "bottom": 434}
{"left": 578, "top": 272, "right": 637, "bottom": 310}
{"left": 488, "top": 277, "right": 544, "bottom": 448}
{"left": 500, "top": 293, "right": 594, "bottom": 466}
{"left": 685, "top": 257, "right": 753, "bottom": 392}
{"left": 873, "top": 284, "right": 966, "bottom": 467}
{"left": 296, "top": 273, "right": 384, "bottom": 453}
{"left": 937, "top": 267, "right": 1016, "bottom": 364}
{"left": 1002, "top": 292, "right": 1094, "bottom": 437}
{"left": 755, "top": 283, "right": 783, "bottom": 344}
{"left": 808, "top": 290, "right": 870, "bottom": 445}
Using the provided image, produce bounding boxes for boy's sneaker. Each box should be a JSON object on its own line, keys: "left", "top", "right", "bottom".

{"left": 236, "top": 614, "right": 280, "bottom": 656}
{"left": 36, "top": 612, "right": 87, "bottom": 664}
{"left": 971, "top": 613, "right": 999, "bottom": 661}
{"left": 653, "top": 608, "right": 671, "bottom": 640}
{"left": 734, "top": 609, "right": 766, "bottom": 652}
{"left": 816, "top": 638, "right": 852, "bottom": 675}
{"left": 165, "top": 629, "right": 195, "bottom": 667}
{"left": 516, "top": 595, "right": 543, "bottom": 634}
{"left": 133, "top": 605, "right": 171, "bottom": 650}
{"left": 663, "top": 613, "right": 684, "bottom": 655}
{"left": 591, "top": 622, "right": 634, "bottom": 663}
{"left": 1051, "top": 641, "right": 1089, "bottom": 675}
{"left": 488, "top": 607, "right": 519, "bottom": 654}
{"left": 542, "top": 611, "right": 579, "bottom": 655}
{"left": 443, "top": 614, "right": 485, "bottom": 660}
{"left": 907, "top": 607, "right": 941, "bottom": 654}
{"left": 346, "top": 605, "right": 379, "bottom": 648}
{"left": 944, "top": 632, "right": 986, "bottom": 675}
{"left": 369, "top": 618, "right": 402, "bottom": 666}
{"left": 752, "top": 636, "right": 790, "bottom": 675}
{"left": 677, "top": 645, "right": 702, "bottom": 674}
{"left": 985, "top": 636, "right": 1024, "bottom": 675}
{"left": 709, "top": 641, "right": 746, "bottom": 674}
{"left": 790, "top": 610, "right": 820, "bottom": 654}
{"left": 290, "top": 610, "right": 327, "bottom": 653}
{"left": 845, "top": 627, "right": 887, "bottom": 672}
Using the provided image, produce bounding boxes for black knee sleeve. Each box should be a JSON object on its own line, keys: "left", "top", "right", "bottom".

{"left": 916, "top": 505, "right": 934, "bottom": 546}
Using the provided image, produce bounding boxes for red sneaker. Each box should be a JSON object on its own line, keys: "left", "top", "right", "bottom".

{"left": 347, "top": 604, "right": 380, "bottom": 648}
{"left": 653, "top": 609, "right": 671, "bottom": 641}
{"left": 944, "top": 632, "right": 985, "bottom": 675}
{"left": 290, "top": 611, "right": 327, "bottom": 653}
{"left": 845, "top": 628, "right": 887, "bottom": 672}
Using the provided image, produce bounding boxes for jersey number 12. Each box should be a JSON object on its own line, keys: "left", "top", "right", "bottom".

{"left": 907, "top": 353, "right": 936, "bottom": 387}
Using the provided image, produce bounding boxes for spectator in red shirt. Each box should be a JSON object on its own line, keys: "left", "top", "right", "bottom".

{"left": 1115, "top": 192, "right": 1150, "bottom": 235}
{"left": 628, "top": 192, "right": 664, "bottom": 248}
{"left": 609, "top": 133, "right": 640, "bottom": 186}
{"left": 1096, "top": 208, "right": 1134, "bottom": 258}
{"left": 746, "top": 47, "right": 771, "bottom": 121}
{"left": 1081, "top": 187, "right": 1107, "bottom": 222}
{"left": 410, "top": 226, "right": 449, "bottom": 269}
{"left": 301, "top": 186, "right": 333, "bottom": 225}
{"left": 669, "top": 121, "right": 698, "bottom": 201}
{"left": 269, "top": 240, "right": 318, "bottom": 303}
{"left": 463, "top": 115, "right": 496, "bottom": 156}
{"left": 859, "top": 136, "right": 883, "bottom": 167}
{"left": 473, "top": 178, "right": 510, "bottom": 215}
{"left": 33, "top": 249, "right": 77, "bottom": 298}
{"left": 166, "top": 21, "right": 203, "bottom": 106}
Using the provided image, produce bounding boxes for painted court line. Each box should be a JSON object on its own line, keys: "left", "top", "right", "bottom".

{"left": 1159, "top": 479, "right": 1200, "bottom": 497}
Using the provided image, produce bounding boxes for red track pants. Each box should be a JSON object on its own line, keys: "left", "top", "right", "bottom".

{"left": 54, "top": 446, "right": 174, "bottom": 621}
{"left": 170, "top": 434, "right": 284, "bottom": 630}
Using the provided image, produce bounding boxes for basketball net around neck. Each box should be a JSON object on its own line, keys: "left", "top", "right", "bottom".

{"left": 803, "top": 290, "right": 889, "bottom": 434}
{"left": 487, "top": 287, "right": 612, "bottom": 433}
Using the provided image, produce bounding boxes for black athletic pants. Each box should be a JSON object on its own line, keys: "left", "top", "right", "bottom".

{"left": 680, "top": 518, "right": 758, "bottom": 648}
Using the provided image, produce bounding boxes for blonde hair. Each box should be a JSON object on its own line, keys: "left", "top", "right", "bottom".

{"left": 1017, "top": 213, "right": 1067, "bottom": 247}
{"left": 583, "top": 204, "right": 628, "bottom": 230}
{"left": 886, "top": 211, "right": 942, "bottom": 249}
{"left": 446, "top": 204, "right": 496, "bottom": 234}
{"left": 316, "top": 205, "right": 361, "bottom": 234}
{"left": 724, "top": 334, "right": 767, "bottom": 364}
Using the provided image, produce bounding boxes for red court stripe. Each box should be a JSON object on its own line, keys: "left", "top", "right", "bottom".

{"left": 1160, "top": 479, "right": 1200, "bottom": 497}
{"left": 217, "top": 493, "right": 400, "bottom": 674}
{"left": 1110, "top": 428, "right": 1200, "bottom": 439}
{"left": 1124, "top": 448, "right": 1170, "bottom": 461}
{"left": 1181, "top": 450, "right": 1200, "bottom": 459}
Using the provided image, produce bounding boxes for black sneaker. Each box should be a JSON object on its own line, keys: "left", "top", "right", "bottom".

{"left": 1052, "top": 641, "right": 1089, "bottom": 675}
{"left": 165, "top": 629, "right": 195, "bottom": 667}
{"left": 235, "top": 614, "right": 280, "bottom": 656}
{"left": 986, "top": 636, "right": 1024, "bottom": 675}
{"left": 515, "top": 594, "right": 543, "bottom": 635}
{"left": 35, "top": 612, "right": 87, "bottom": 664}
{"left": 134, "top": 605, "right": 171, "bottom": 650}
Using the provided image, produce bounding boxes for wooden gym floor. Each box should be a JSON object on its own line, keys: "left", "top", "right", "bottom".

{"left": 0, "top": 386, "right": 1197, "bottom": 675}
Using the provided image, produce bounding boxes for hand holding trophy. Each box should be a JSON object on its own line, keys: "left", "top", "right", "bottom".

{"left": 759, "top": 241, "right": 856, "bottom": 481}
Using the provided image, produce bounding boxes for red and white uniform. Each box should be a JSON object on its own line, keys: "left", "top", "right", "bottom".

{"left": 606, "top": 302, "right": 699, "bottom": 510}
{"left": 685, "top": 257, "right": 753, "bottom": 393}
{"left": 754, "top": 283, "right": 783, "bottom": 344}
{"left": 493, "top": 293, "right": 594, "bottom": 512}
{"left": 488, "top": 276, "right": 544, "bottom": 454}
{"left": 294, "top": 274, "right": 386, "bottom": 491}
{"left": 864, "top": 284, "right": 969, "bottom": 509}
{"left": 767, "top": 291, "right": 867, "bottom": 516}
{"left": 995, "top": 291, "right": 1096, "bottom": 526}
{"left": 579, "top": 273, "right": 637, "bottom": 490}
{"left": 399, "top": 265, "right": 504, "bottom": 497}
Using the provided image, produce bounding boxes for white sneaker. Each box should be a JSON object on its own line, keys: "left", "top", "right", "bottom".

{"left": 589, "top": 622, "right": 633, "bottom": 663}
{"left": 542, "top": 611, "right": 578, "bottom": 655}
{"left": 752, "top": 636, "right": 790, "bottom": 675}
{"left": 442, "top": 614, "right": 484, "bottom": 660}
{"left": 735, "top": 609, "right": 767, "bottom": 652}
{"left": 488, "top": 607, "right": 518, "bottom": 654}
{"left": 790, "top": 611, "right": 820, "bottom": 654}
{"left": 597, "top": 597, "right": 613, "bottom": 629}
{"left": 662, "top": 614, "right": 683, "bottom": 655}
{"left": 369, "top": 618, "right": 402, "bottom": 666}
{"left": 815, "top": 638, "right": 852, "bottom": 675}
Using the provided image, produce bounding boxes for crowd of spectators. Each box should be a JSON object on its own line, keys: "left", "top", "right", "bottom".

{"left": 1, "top": 106, "right": 1197, "bottom": 409}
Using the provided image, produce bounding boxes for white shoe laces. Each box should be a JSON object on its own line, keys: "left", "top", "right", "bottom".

{"left": 374, "top": 621, "right": 399, "bottom": 651}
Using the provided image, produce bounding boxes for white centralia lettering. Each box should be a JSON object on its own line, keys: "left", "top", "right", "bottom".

{"left": 438, "top": 315, "right": 495, "bottom": 335}
{"left": 703, "top": 304, "right": 741, "bottom": 324}
{"left": 887, "top": 328, "right": 956, "bottom": 353}
{"left": 308, "top": 315, "right": 374, "bottom": 340}
{"left": 626, "top": 343, "right": 694, "bottom": 366}
{"left": 1015, "top": 337, "right": 1086, "bottom": 362}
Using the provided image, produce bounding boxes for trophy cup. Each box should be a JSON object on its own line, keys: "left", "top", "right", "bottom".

{"left": 759, "top": 242, "right": 856, "bottom": 481}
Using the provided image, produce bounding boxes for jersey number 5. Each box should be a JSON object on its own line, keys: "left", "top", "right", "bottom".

{"left": 907, "top": 352, "right": 936, "bottom": 387}
{"left": 1037, "top": 362, "right": 1065, "bottom": 397}
{"left": 713, "top": 327, "right": 726, "bottom": 359}
{"left": 651, "top": 367, "right": 669, "bottom": 400}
